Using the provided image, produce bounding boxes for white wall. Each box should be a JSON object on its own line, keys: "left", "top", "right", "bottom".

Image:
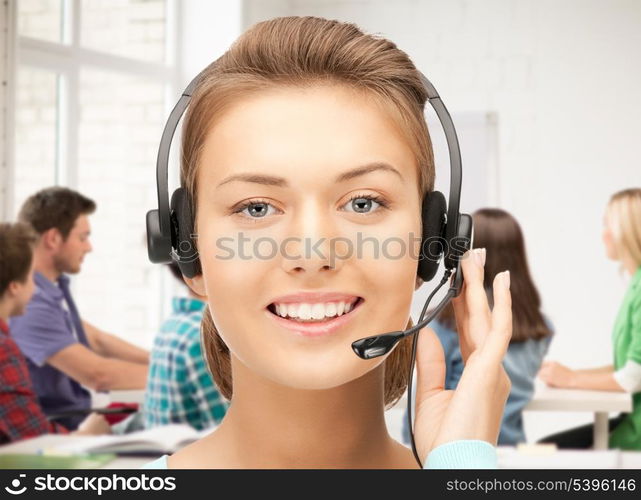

{"left": 179, "top": 0, "right": 243, "bottom": 88}
{"left": 240, "top": 0, "right": 641, "bottom": 441}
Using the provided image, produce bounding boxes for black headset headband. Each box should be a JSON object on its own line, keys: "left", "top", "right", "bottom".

{"left": 146, "top": 70, "right": 463, "bottom": 268}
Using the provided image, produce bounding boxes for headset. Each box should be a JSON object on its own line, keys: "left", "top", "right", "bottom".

{"left": 146, "top": 65, "right": 473, "bottom": 467}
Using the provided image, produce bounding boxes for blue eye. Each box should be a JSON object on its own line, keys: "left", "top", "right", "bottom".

{"left": 343, "top": 194, "right": 388, "bottom": 214}
{"left": 234, "top": 199, "right": 279, "bottom": 219}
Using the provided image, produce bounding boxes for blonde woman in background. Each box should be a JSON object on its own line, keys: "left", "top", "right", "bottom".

{"left": 539, "top": 188, "right": 641, "bottom": 450}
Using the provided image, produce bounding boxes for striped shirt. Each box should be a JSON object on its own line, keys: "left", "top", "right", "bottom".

{"left": 144, "top": 298, "right": 228, "bottom": 430}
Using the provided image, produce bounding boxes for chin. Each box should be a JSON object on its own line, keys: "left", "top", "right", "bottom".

{"left": 251, "top": 347, "right": 385, "bottom": 391}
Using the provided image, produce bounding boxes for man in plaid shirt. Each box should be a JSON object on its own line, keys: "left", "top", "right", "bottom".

{"left": 0, "top": 222, "right": 108, "bottom": 443}
{"left": 144, "top": 263, "right": 229, "bottom": 430}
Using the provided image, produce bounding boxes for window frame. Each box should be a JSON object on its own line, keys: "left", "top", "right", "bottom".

{"left": 5, "top": 0, "right": 179, "bottom": 218}
{"left": 3, "top": 0, "right": 182, "bottom": 343}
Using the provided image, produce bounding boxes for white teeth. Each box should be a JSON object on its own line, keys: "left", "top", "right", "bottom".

{"left": 298, "top": 303, "right": 312, "bottom": 320}
{"left": 325, "top": 302, "right": 337, "bottom": 317}
{"left": 271, "top": 299, "right": 359, "bottom": 321}
{"left": 311, "top": 303, "right": 325, "bottom": 320}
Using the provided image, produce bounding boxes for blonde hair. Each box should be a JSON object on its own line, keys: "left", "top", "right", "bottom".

{"left": 182, "top": 16, "right": 436, "bottom": 408}
{"left": 606, "top": 188, "right": 641, "bottom": 270}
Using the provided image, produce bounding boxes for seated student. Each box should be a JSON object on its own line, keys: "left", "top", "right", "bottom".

{"left": 115, "top": 261, "right": 230, "bottom": 435}
{"left": 9, "top": 187, "right": 150, "bottom": 430}
{"left": 403, "top": 208, "right": 553, "bottom": 446}
{"left": 144, "top": 263, "right": 229, "bottom": 429}
{"left": 0, "top": 222, "right": 110, "bottom": 443}
{"left": 539, "top": 188, "right": 641, "bottom": 450}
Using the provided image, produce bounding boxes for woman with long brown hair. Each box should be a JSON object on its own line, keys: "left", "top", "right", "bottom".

{"left": 142, "top": 16, "right": 513, "bottom": 469}
{"left": 405, "top": 208, "right": 552, "bottom": 446}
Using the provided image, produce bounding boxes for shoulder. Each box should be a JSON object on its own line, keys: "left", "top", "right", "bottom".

{"left": 10, "top": 291, "right": 65, "bottom": 330}
{"left": 175, "top": 312, "right": 205, "bottom": 351}
{"left": 431, "top": 319, "right": 456, "bottom": 337}
{"left": 0, "top": 334, "right": 22, "bottom": 362}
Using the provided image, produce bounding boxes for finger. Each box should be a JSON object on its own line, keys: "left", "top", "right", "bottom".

{"left": 451, "top": 283, "right": 471, "bottom": 360}
{"left": 461, "top": 248, "right": 492, "bottom": 346}
{"left": 482, "top": 270, "right": 513, "bottom": 362}
{"left": 415, "top": 327, "right": 447, "bottom": 409}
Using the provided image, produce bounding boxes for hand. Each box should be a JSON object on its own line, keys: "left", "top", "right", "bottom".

{"left": 72, "top": 412, "right": 112, "bottom": 436}
{"left": 538, "top": 361, "right": 576, "bottom": 388}
{"left": 413, "top": 248, "right": 513, "bottom": 463}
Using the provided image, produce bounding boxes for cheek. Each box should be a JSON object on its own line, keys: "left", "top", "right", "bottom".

{"left": 195, "top": 214, "right": 419, "bottom": 390}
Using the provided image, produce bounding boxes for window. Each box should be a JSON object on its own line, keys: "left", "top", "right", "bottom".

{"left": 10, "top": 0, "right": 179, "bottom": 348}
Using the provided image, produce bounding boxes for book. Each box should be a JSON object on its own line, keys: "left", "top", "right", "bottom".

{"left": 0, "top": 453, "right": 116, "bottom": 469}
{"left": 50, "top": 424, "right": 215, "bottom": 456}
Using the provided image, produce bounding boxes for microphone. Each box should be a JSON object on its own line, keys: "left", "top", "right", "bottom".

{"left": 351, "top": 266, "right": 463, "bottom": 359}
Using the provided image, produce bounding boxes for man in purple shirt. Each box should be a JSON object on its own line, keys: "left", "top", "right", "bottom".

{"left": 10, "top": 187, "right": 150, "bottom": 430}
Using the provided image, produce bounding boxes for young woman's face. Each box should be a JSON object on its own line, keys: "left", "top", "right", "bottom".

{"left": 189, "top": 85, "right": 423, "bottom": 390}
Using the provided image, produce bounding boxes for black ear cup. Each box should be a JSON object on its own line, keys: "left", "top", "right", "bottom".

{"left": 417, "top": 191, "right": 447, "bottom": 282}
{"left": 169, "top": 187, "right": 201, "bottom": 278}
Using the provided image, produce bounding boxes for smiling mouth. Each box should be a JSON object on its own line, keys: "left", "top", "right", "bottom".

{"left": 266, "top": 297, "right": 365, "bottom": 323}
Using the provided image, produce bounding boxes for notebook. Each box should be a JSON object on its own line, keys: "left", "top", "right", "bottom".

{"left": 0, "top": 453, "right": 116, "bottom": 469}
{"left": 50, "top": 424, "right": 215, "bottom": 456}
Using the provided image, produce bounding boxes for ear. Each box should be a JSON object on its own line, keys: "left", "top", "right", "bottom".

{"left": 183, "top": 273, "right": 207, "bottom": 297}
{"left": 42, "top": 227, "right": 63, "bottom": 251}
{"left": 6, "top": 280, "right": 20, "bottom": 298}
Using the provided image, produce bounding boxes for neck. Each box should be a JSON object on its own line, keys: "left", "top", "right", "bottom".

{"left": 622, "top": 255, "right": 639, "bottom": 277}
{"left": 32, "top": 250, "right": 60, "bottom": 283}
{"left": 0, "top": 301, "right": 11, "bottom": 324}
{"left": 215, "top": 356, "right": 399, "bottom": 468}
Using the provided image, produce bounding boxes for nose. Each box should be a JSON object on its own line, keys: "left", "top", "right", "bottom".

{"left": 280, "top": 204, "right": 346, "bottom": 276}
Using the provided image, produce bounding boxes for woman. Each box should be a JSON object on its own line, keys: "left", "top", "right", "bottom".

{"left": 143, "top": 16, "right": 512, "bottom": 469}
{"left": 539, "top": 188, "right": 641, "bottom": 449}
{"left": 403, "top": 209, "right": 553, "bottom": 446}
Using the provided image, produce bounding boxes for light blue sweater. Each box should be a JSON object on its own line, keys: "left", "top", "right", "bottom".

{"left": 141, "top": 440, "right": 497, "bottom": 469}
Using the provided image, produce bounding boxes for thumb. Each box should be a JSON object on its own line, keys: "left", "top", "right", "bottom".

{"left": 415, "top": 326, "right": 446, "bottom": 409}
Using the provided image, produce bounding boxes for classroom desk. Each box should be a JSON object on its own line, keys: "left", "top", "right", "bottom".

{"left": 497, "top": 446, "right": 641, "bottom": 469}
{"left": 109, "top": 390, "right": 146, "bottom": 405}
{"left": 0, "top": 434, "right": 151, "bottom": 469}
{"left": 524, "top": 380, "right": 633, "bottom": 449}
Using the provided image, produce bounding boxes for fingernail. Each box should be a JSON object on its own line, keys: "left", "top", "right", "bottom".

{"left": 473, "top": 248, "right": 483, "bottom": 267}
{"left": 480, "top": 248, "right": 486, "bottom": 266}
{"left": 503, "top": 270, "right": 510, "bottom": 290}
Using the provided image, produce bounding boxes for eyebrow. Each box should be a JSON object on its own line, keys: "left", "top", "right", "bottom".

{"left": 216, "top": 162, "right": 403, "bottom": 188}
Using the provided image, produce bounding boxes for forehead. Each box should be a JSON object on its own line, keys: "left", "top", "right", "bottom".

{"left": 71, "top": 214, "right": 90, "bottom": 232}
{"left": 197, "top": 85, "right": 418, "bottom": 189}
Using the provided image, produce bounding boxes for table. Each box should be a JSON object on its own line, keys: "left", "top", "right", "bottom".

{"left": 524, "top": 380, "right": 633, "bottom": 449}
{"left": 108, "top": 390, "right": 146, "bottom": 405}
{"left": 497, "top": 446, "right": 641, "bottom": 469}
{"left": 0, "top": 435, "right": 151, "bottom": 469}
